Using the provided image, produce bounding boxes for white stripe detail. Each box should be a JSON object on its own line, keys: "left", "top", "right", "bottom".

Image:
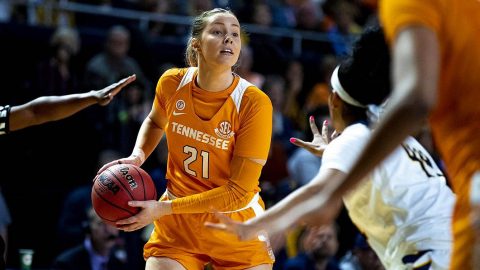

{"left": 176, "top": 67, "right": 197, "bottom": 91}
{"left": 165, "top": 189, "right": 263, "bottom": 216}
{"left": 331, "top": 65, "right": 367, "bottom": 108}
{"left": 471, "top": 171, "right": 480, "bottom": 204}
{"left": 230, "top": 77, "right": 252, "bottom": 113}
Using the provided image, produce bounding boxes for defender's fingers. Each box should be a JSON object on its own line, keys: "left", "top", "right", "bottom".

{"left": 322, "top": 120, "right": 329, "bottom": 142}
{"left": 309, "top": 116, "right": 320, "bottom": 135}
{"left": 204, "top": 222, "right": 228, "bottom": 231}
{"left": 290, "top": 138, "right": 310, "bottom": 149}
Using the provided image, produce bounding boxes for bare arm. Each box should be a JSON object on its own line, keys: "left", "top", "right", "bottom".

{"left": 9, "top": 75, "right": 136, "bottom": 132}
{"left": 331, "top": 26, "right": 440, "bottom": 197}
{"left": 132, "top": 106, "right": 166, "bottom": 161}
{"left": 206, "top": 168, "right": 345, "bottom": 240}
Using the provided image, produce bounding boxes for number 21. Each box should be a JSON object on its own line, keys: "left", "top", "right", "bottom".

{"left": 183, "top": 146, "right": 210, "bottom": 179}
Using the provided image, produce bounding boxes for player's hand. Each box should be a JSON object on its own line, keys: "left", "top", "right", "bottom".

{"left": 290, "top": 118, "right": 331, "bottom": 157}
{"left": 116, "top": 200, "right": 172, "bottom": 232}
{"left": 94, "top": 74, "right": 136, "bottom": 106}
{"left": 96, "top": 155, "right": 142, "bottom": 176}
{"left": 204, "top": 212, "right": 263, "bottom": 241}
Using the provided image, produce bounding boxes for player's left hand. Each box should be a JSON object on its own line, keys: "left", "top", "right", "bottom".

{"left": 204, "top": 212, "right": 263, "bottom": 241}
{"left": 94, "top": 74, "right": 136, "bottom": 106}
{"left": 116, "top": 200, "right": 171, "bottom": 232}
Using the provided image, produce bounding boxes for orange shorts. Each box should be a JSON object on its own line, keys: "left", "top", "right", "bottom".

{"left": 144, "top": 193, "right": 275, "bottom": 270}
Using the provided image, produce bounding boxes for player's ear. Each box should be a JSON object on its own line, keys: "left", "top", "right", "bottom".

{"left": 330, "top": 92, "right": 343, "bottom": 109}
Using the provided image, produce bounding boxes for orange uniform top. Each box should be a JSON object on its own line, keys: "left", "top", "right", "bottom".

{"left": 380, "top": 0, "right": 480, "bottom": 193}
{"left": 153, "top": 67, "right": 273, "bottom": 213}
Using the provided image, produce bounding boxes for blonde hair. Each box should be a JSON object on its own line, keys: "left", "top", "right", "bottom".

{"left": 185, "top": 8, "right": 237, "bottom": 67}
{"left": 50, "top": 26, "right": 81, "bottom": 55}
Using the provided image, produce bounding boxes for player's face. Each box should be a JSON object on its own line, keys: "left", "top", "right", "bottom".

{"left": 198, "top": 13, "right": 241, "bottom": 68}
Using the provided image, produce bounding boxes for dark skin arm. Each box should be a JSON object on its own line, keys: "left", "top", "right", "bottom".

{"left": 9, "top": 75, "right": 136, "bottom": 132}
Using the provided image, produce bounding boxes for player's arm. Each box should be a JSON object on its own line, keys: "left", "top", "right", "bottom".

{"left": 328, "top": 27, "right": 440, "bottom": 199}
{"left": 97, "top": 71, "right": 177, "bottom": 174}
{"left": 129, "top": 105, "right": 167, "bottom": 166}
{"left": 206, "top": 167, "right": 345, "bottom": 240}
{"left": 9, "top": 75, "right": 136, "bottom": 132}
{"left": 169, "top": 155, "right": 265, "bottom": 214}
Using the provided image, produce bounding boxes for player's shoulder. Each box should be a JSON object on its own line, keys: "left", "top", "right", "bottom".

{"left": 239, "top": 78, "right": 272, "bottom": 108}
{"left": 159, "top": 67, "right": 190, "bottom": 83}
{"left": 328, "top": 124, "right": 369, "bottom": 150}
{"left": 156, "top": 67, "right": 193, "bottom": 96}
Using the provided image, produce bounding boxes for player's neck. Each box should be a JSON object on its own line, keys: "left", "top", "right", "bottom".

{"left": 196, "top": 66, "right": 234, "bottom": 92}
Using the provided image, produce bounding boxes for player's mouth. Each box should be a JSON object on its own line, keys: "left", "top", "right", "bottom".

{"left": 220, "top": 48, "right": 234, "bottom": 55}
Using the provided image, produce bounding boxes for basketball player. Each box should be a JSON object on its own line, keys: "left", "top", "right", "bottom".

{"left": 0, "top": 74, "right": 135, "bottom": 267}
{"left": 97, "top": 8, "right": 274, "bottom": 270}
{"left": 207, "top": 26, "right": 455, "bottom": 269}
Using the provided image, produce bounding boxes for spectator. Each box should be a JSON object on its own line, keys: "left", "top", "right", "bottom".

{"left": 339, "top": 234, "right": 384, "bottom": 270}
{"left": 284, "top": 224, "right": 340, "bottom": 270}
{"left": 33, "top": 26, "right": 81, "bottom": 97}
{"left": 51, "top": 207, "right": 129, "bottom": 270}
{"left": 83, "top": 25, "right": 149, "bottom": 148}
{"left": 84, "top": 25, "right": 148, "bottom": 91}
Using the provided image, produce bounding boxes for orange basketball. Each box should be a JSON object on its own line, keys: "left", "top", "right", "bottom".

{"left": 91, "top": 163, "right": 157, "bottom": 226}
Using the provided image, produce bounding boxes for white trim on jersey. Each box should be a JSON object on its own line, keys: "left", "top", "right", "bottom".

{"left": 176, "top": 67, "right": 197, "bottom": 91}
{"left": 230, "top": 78, "right": 253, "bottom": 114}
{"left": 175, "top": 68, "right": 253, "bottom": 114}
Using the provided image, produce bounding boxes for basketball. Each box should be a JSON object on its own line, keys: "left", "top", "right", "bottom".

{"left": 91, "top": 163, "right": 157, "bottom": 226}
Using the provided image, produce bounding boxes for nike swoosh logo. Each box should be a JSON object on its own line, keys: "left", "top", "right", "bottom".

{"left": 173, "top": 111, "right": 186, "bottom": 116}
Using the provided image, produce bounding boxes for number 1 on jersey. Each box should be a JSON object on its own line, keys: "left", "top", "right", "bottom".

{"left": 183, "top": 146, "right": 210, "bottom": 179}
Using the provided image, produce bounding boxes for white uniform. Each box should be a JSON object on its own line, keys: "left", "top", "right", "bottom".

{"left": 320, "top": 123, "right": 454, "bottom": 270}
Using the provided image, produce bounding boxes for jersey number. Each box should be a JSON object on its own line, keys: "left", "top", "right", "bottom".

{"left": 183, "top": 146, "right": 210, "bottom": 179}
{"left": 402, "top": 144, "right": 443, "bottom": 178}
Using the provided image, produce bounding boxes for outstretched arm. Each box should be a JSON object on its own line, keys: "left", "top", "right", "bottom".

{"left": 9, "top": 75, "right": 136, "bottom": 132}
{"left": 330, "top": 26, "right": 440, "bottom": 199}
{"left": 206, "top": 168, "right": 345, "bottom": 240}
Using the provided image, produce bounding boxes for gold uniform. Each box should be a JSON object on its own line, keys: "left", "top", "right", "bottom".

{"left": 144, "top": 67, "right": 275, "bottom": 269}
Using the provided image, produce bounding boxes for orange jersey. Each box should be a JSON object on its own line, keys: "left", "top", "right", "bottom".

{"left": 380, "top": 1, "right": 480, "bottom": 268}
{"left": 153, "top": 67, "right": 273, "bottom": 211}
{"left": 380, "top": 0, "right": 480, "bottom": 186}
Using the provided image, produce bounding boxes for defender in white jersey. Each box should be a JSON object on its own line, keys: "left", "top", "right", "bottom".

{"left": 207, "top": 26, "right": 455, "bottom": 270}
{"left": 323, "top": 123, "right": 453, "bottom": 269}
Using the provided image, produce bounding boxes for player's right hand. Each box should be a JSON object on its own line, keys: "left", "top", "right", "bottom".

{"left": 96, "top": 155, "right": 142, "bottom": 177}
